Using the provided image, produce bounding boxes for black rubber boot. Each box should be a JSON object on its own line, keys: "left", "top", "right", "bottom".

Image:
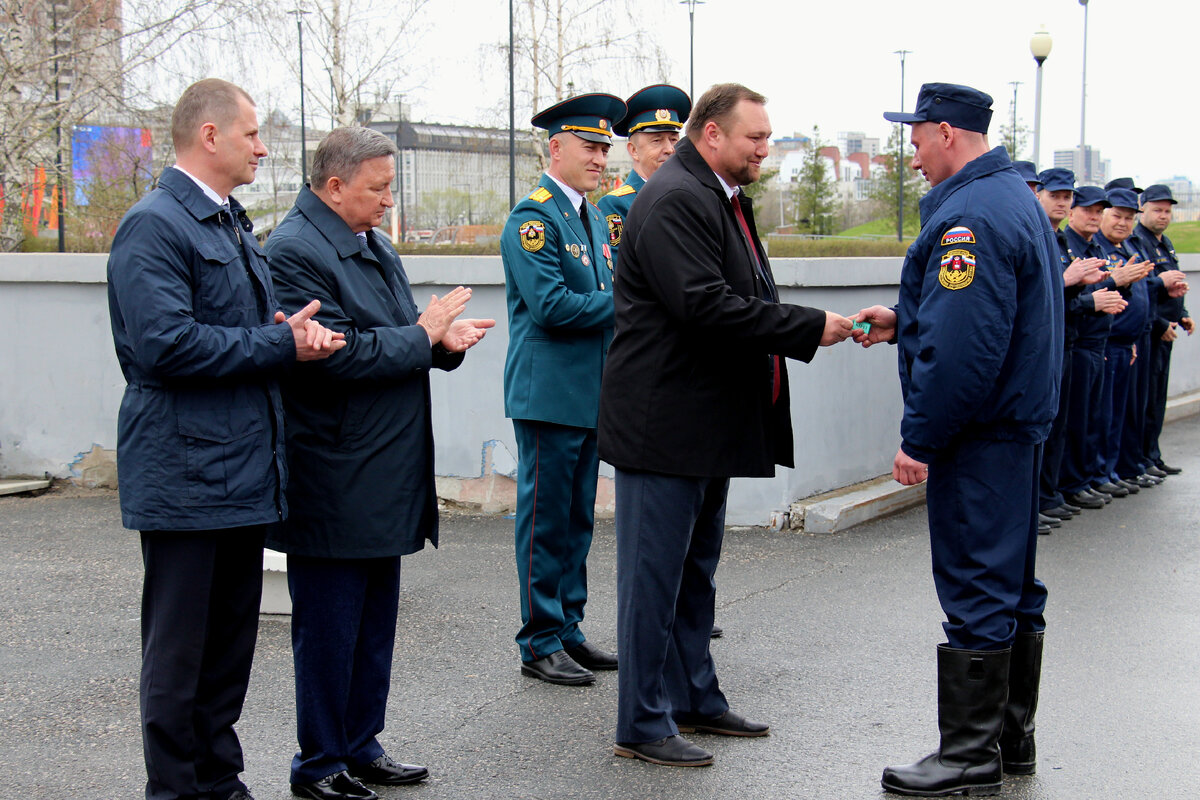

{"left": 999, "top": 631, "right": 1044, "bottom": 775}
{"left": 881, "top": 645, "right": 1010, "bottom": 796}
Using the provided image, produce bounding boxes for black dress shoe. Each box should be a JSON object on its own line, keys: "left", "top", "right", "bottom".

{"left": 565, "top": 640, "right": 618, "bottom": 670}
{"left": 1041, "top": 506, "right": 1073, "bottom": 521}
{"left": 674, "top": 708, "right": 770, "bottom": 737}
{"left": 1146, "top": 465, "right": 1169, "bottom": 478}
{"left": 521, "top": 649, "right": 595, "bottom": 685}
{"left": 292, "top": 771, "right": 378, "bottom": 800}
{"left": 1095, "top": 481, "right": 1129, "bottom": 497}
{"left": 1037, "top": 513, "right": 1062, "bottom": 528}
{"left": 1060, "top": 501, "right": 1082, "bottom": 514}
{"left": 1156, "top": 460, "right": 1182, "bottom": 475}
{"left": 614, "top": 735, "right": 713, "bottom": 766}
{"left": 1066, "top": 491, "right": 1104, "bottom": 510}
{"left": 710, "top": 624, "right": 724, "bottom": 638}
{"left": 1037, "top": 521, "right": 1052, "bottom": 535}
{"left": 1085, "top": 488, "right": 1113, "bottom": 504}
{"left": 1115, "top": 479, "right": 1140, "bottom": 493}
{"left": 349, "top": 754, "right": 429, "bottom": 786}
{"left": 1138, "top": 472, "right": 1163, "bottom": 486}
{"left": 226, "top": 791, "right": 255, "bottom": 800}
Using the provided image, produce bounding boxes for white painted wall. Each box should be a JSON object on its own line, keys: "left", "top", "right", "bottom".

{"left": 3, "top": 252, "right": 1198, "bottom": 525}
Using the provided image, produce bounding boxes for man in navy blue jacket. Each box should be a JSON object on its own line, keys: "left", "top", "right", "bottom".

{"left": 107, "top": 79, "right": 343, "bottom": 800}
{"left": 856, "top": 83, "right": 1062, "bottom": 796}
{"left": 265, "top": 126, "right": 492, "bottom": 800}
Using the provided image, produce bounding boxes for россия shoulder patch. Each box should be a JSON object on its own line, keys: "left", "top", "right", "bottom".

{"left": 940, "top": 226, "right": 975, "bottom": 247}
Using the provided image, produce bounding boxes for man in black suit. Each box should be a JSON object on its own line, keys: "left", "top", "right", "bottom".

{"left": 598, "top": 83, "right": 853, "bottom": 767}
{"left": 265, "top": 126, "right": 492, "bottom": 800}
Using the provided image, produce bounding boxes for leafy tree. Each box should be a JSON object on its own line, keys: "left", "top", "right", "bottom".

{"left": 869, "top": 125, "right": 926, "bottom": 238}
{"left": 793, "top": 126, "right": 838, "bottom": 236}
{"left": 997, "top": 100, "right": 1031, "bottom": 162}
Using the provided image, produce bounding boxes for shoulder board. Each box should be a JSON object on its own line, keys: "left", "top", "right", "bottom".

{"left": 529, "top": 187, "right": 553, "bottom": 203}
{"left": 607, "top": 184, "right": 636, "bottom": 197}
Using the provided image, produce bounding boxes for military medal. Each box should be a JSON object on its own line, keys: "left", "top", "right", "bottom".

{"left": 582, "top": 254, "right": 590, "bottom": 266}
{"left": 570, "top": 244, "right": 580, "bottom": 258}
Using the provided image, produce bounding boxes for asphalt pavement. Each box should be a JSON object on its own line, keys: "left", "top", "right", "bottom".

{"left": 2, "top": 418, "right": 1198, "bottom": 800}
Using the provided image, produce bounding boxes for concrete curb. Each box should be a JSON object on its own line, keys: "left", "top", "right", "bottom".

{"left": 789, "top": 474, "right": 925, "bottom": 533}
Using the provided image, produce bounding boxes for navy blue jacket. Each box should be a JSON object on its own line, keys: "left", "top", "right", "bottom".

{"left": 897, "top": 147, "right": 1063, "bottom": 463}
{"left": 107, "top": 167, "right": 294, "bottom": 531}
{"left": 264, "top": 187, "right": 462, "bottom": 558}
{"left": 1133, "top": 222, "right": 1190, "bottom": 337}
{"left": 1062, "top": 226, "right": 1112, "bottom": 345}
{"left": 1094, "top": 232, "right": 1150, "bottom": 344}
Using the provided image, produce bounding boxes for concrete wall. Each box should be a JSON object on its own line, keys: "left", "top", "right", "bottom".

{"left": 3, "top": 252, "right": 1199, "bottom": 525}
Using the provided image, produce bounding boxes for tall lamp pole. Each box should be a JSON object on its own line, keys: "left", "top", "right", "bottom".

{"left": 1079, "top": 0, "right": 1089, "bottom": 181}
{"left": 508, "top": 0, "right": 515, "bottom": 209}
{"left": 680, "top": 0, "right": 705, "bottom": 100}
{"left": 894, "top": 49, "right": 911, "bottom": 241}
{"left": 291, "top": 7, "right": 311, "bottom": 185}
{"left": 1008, "top": 81, "right": 1022, "bottom": 159}
{"left": 51, "top": 0, "right": 64, "bottom": 252}
{"left": 1030, "top": 28, "right": 1052, "bottom": 170}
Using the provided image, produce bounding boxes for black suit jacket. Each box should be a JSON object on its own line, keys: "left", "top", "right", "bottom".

{"left": 598, "top": 137, "right": 826, "bottom": 478}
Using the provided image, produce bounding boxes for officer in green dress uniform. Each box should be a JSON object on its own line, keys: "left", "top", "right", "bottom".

{"left": 501, "top": 93, "right": 626, "bottom": 685}
{"left": 598, "top": 84, "right": 691, "bottom": 267}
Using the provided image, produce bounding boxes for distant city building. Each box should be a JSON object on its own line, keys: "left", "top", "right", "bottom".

{"left": 837, "top": 131, "right": 881, "bottom": 158}
{"left": 1053, "top": 146, "right": 1110, "bottom": 186}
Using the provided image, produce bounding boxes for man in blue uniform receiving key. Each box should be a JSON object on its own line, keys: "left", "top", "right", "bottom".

{"left": 854, "top": 83, "right": 1063, "bottom": 796}
{"left": 501, "top": 93, "right": 626, "bottom": 686}
{"left": 598, "top": 84, "right": 690, "bottom": 268}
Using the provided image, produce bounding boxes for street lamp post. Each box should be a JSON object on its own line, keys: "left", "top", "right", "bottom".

{"left": 1008, "top": 81, "right": 1022, "bottom": 159}
{"left": 680, "top": 0, "right": 705, "bottom": 100}
{"left": 508, "top": 0, "right": 515, "bottom": 209}
{"left": 290, "top": 7, "right": 311, "bottom": 185}
{"left": 894, "top": 49, "right": 911, "bottom": 242}
{"left": 1079, "top": 0, "right": 1089, "bottom": 181}
{"left": 51, "top": 0, "right": 64, "bottom": 252}
{"left": 394, "top": 97, "right": 407, "bottom": 244}
{"left": 1030, "top": 27, "right": 1052, "bottom": 170}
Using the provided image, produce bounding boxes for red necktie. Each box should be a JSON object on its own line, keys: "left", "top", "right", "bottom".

{"left": 731, "top": 193, "right": 781, "bottom": 404}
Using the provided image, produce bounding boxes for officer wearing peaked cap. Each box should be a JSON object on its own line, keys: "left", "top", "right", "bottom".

{"left": 1105, "top": 176, "right": 1143, "bottom": 194}
{"left": 855, "top": 81, "right": 1063, "bottom": 796}
{"left": 501, "top": 93, "right": 626, "bottom": 687}
{"left": 598, "top": 84, "right": 691, "bottom": 267}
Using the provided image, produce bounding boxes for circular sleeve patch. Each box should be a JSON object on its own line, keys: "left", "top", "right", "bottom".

{"left": 518, "top": 220, "right": 546, "bottom": 253}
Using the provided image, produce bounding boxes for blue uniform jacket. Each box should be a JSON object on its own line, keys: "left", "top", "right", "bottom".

{"left": 264, "top": 187, "right": 463, "bottom": 558}
{"left": 1063, "top": 226, "right": 1112, "bottom": 344}
{"left": 897, "top": 147, "right": 1063, "bottom": 463}
{"left": 597, "top": 169, "right": 645, "bottom": 266}
{"left": 1133, "top": 222, "right": 1190, "bottom": 337}
{"left": 502, "top": 174, "right": 614, "bottom": 428}
{"left": 1094, "top": 232, "right": 1150, "bottom": 344}
{"left": 106, "top": 167, "right": 294, "bottom": 531}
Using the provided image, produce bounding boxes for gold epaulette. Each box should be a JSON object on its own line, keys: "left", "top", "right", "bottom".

{"left": 529, "top": 187, "right": 552, "bottom": 203}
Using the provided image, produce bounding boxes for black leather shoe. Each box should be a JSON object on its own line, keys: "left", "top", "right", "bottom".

{"left": 226, "top": 791, "right": 255, "bottom": 800}
{"left": 1095, "top": 481, "right": 1129, "bottom": 497}
{"left": 349, "top": 754, "right": 429, "bottom": 786}
{"left": 710, "top": 624, "right": 724, "bottom": 638}
{"left": 1037, "top": 521, "right": 1052, "bottom": 535}
{"left": 1060, "top": 502, "right": 1082, "bottom": 514}
{"left": 1037, "top": 513, "right": 1061, "bottom": 528}
{"left": 1138, "top": 472, "right": 1163, "bottom": 486}
{"left": 565, "top": 640, "right": 618, "bottom": 670}
{"left": 1146, "top": 465, "right": 1169, "bottom": 478}
{"left": 1066, "top": 491, "right": 1104, "bottom": 510}
{"left": 1115, "top": 479, "right": 1140, "bottom": 493}
{"left": 1085, "top": 488, "right": 1112, "bottom": 504}
{"left": 675, "top": 708, "right": 770, "bottom": 737}
{"left": 1041, "top": 506, "right": 1073, "bottom": 521}
{"left": 614, "top": 735, "right": 713, "bottom": 766}
{"left": 521, "top": 649, "right": 595, "bottom": 685}
{"left": 291, "top": 771, "right": 378, "bottom": 800}
{"left": 1156, "top": 460, "right": 1182, "bottom": 475}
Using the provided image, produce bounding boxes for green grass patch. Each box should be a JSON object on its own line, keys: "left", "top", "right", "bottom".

{"left": 839, "top": 217, "right": 921, "bottom": 239}
{"left": 1163, "top": 220, "right": 1200, "bottom": 253}
{"left": 766, "top": 236, "right": 910, "bottom": 257}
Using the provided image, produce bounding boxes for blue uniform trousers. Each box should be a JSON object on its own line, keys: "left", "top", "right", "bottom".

{"left": 1102, "top": 341, "right": 1135, "bottom": 482}
{"left": 1117, "top": 331, "right": 1153, "bottom": 478}
{"left": 287, "top": 555, "right": 401, "bottom": 784}
{"left": 512, "top": 419, "right": 598, "bottom": 662}
{"left": 1060, "top": 340, "right": 1105, "bottom": 494}
{"left": 1144, "top": 338, "right": 1173, "bottom": 464}
{"left": 140, "top": 527, "right": 265, "bottom": 800}
{"left": 926, "top": 439, "right": 1047, "bottom": 650}
{"left": 1038, "top": 343, "right": 1073, "bottom": 512}
{"left": 614, "top": 469, "right": 730, "bottom": 744}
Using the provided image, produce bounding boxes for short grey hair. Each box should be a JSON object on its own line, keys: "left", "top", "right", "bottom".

{"left": 310, "top": 126, "right": 398, "bottom": 188}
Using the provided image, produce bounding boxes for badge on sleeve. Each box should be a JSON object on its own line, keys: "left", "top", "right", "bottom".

{"left": 940, "top": 226, "right": 976, "bottom": 247}
{"left": 939, "top": 249, "right": 976, "bottom": 290}
{"left": 518, "top": 220, "right": 545, "bottom": 252}
{"left": 606, "top": 214, "right": 623, "bottom": 246}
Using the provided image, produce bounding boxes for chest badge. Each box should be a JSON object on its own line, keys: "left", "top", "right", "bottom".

{"left": 938, "top": 249, "right": 976, "bottom": 290}
{"left": 570, "top": 243, "right": 581, "bottom": 258}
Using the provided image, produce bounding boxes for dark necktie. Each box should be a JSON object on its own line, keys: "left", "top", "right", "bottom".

{"left": 731, "top": 191, "right": 781, "bottom": 404}
{"left": 579, "top": 200, "right": 592, "bottom": 243}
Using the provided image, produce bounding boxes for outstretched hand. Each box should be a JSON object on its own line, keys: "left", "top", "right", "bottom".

{"left": 442, "top": 318, "right": 496, "bottom": 352}
{"left": 275, "top": 300, "right": 347, "bottom": 361}
{"left": 417, "top": 286, "right": 471, "bottom": 345}
{"left": 849, "top": 305, "right": 897, "bottom": 347}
